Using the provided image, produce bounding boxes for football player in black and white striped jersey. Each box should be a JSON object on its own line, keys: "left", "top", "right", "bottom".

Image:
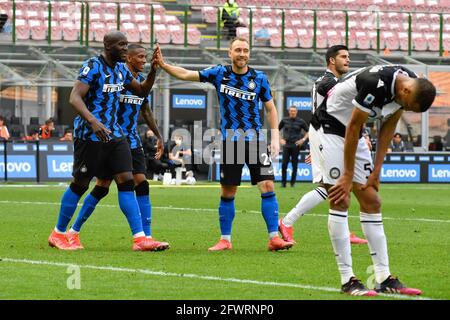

{"left": 316, "top": 64, "right": 436, "bottom": 296}
{"left": 279, "top": 45, "right": 368, "bottom": 246}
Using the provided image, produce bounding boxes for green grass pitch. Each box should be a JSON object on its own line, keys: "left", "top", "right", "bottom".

{"left": 0, "top": 182, "right": 449, "bottom": 300}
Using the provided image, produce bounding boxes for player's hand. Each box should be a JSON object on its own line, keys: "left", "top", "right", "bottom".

{"left": 155, "top": 138, "right": 164, "bottom": 160}
{"left": 295, "top": 139, "right": 304, "bottom": 146}
{"left": 305, "top": 153, "right": 312, "bottom": 165}
{"left": 90, "top": 119, "right": 111, "bottom": 143}
{"left": 361, "top": 172, "right": 380, "bottom": 192}
{"left": 328, "top": 175, "right": 352, "bottom": 205}
{"left": 152, "top": 45, "right": 165, "bottom": 68}
{"left": 270, "top": 137, "right": 280, "bottom": 159}
{"left": 280, "top": 138, "right": 286, "bottom": 146}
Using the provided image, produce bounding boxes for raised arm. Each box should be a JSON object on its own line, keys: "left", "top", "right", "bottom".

{"left": 126, "top": 58, "right": 158, "bottom": 97}
{"left": 154, "top": 46, "right": 200, "bottom": 82}
{"left": 69, "top": 81, "right": 111, "bottom": 142}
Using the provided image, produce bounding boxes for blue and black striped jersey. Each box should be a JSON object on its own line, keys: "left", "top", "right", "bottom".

{"left": 117, "top": 73, "right": 149, "bottom": 149}
{"left": 74, "top": 55, "right": 133, "bottom": 141}
{"left": 199, "top": 65, "right": 272, "bottom": 141}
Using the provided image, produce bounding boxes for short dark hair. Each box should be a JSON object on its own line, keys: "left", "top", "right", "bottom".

{"left": 0, "top": 115, "right": 5, "bottom": 122}
{"left": 414, "top": 78, "right": 436, "bottom": 112}
{"left": 45, "top": 118, "right": 54, "bottom": 125}
{"left": 393, "top": 132, "right": 402, "bottom": 139}
{"left": 128, "top": 44, "right": 145, "bottom": 52}
{"left": 326, "top": 45, "right": 349, "bottom": 65}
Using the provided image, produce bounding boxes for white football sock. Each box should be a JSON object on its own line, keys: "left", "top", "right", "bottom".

{"left": 133, "top": 232, "right": 146, "bottom": 238}
{"left": 221, "top": 235, "right": 231, "bottom": 242}
{"left": 360, "top": 212, "right": 390, "bottom": 284}
{"left": 283, "top": 187, "right": 328, "bottom": 227}
{"left": 328, "top": 209, "right": 354, "bottom": 285}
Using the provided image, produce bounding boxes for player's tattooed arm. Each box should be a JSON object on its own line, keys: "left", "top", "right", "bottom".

{"left": 69, "top": 80, "right": 111, "bottom": 142}
{"left": 140, "top": 103, "right": 164, "bottom": 159}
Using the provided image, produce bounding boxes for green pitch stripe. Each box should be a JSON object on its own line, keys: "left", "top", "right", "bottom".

{"left": 0, "top": 257, "right": 433, "bottom": 300}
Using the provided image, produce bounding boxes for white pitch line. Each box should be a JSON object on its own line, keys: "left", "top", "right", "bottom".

{"left": 0, "top": 257, "right": 432, "bottom": 300}
{"left": 0, "top": 200, "right": 449, "bottom": 224}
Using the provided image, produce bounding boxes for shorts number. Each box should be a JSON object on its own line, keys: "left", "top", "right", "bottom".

{"left": 364, "top": 163, "right": 373, "bottom": 179}
{"left": 261, "top": 153, "right": 272, "bottom": 166}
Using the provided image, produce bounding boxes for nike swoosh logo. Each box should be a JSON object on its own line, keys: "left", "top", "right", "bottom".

{"left": 268, "top": 170, "right": 274, "bottom": 174}
{"left": 105, "top": 74, "right": 111, "bottom": 78}
{"left": 223, "top": 77, "right": 230, "bottom": 80}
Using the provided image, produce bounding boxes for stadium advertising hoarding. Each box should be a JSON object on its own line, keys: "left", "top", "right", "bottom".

{"left": 2, "top": 144, "right": 450, "bottom": 183}
{"left": 172, "top": 94, "right": 206, "bottom": 109}
{"left": 212, "top": 153, "right": 450, "bottom": 183}
{"left": 0, "top": 155, "right": 37, "bottom": 178}
{"left": 285, "top": 96, "right": 312, "bottom": 111}
{"left": 170, "top": 89, "right": 207, "bottom": 123}
{"left": 0, "top": 141, "right": 73, "bottom": 181}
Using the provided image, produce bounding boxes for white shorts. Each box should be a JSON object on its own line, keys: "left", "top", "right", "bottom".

{"left": 308, "top": 125, "right": 322, "bottom": 183}
{"left": 312, "top": 127, "right": 374, "bottom": 185}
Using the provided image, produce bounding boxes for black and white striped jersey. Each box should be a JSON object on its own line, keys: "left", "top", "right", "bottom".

{"left": 310, "top": 69, "right": 338, "bottom": 130}
{"left": 326, "top": 65, "right": 417, "bottom": 127}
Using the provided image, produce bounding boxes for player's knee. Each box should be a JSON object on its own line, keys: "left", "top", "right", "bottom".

{"left": 91, "top": 185, "right": 109, "bottom": 201}
{"left": 96, "top": 179, "right": 112, "bottom": 188}
{"left": 114, "top": 172, "right": 134, "bottom": 185}
{"left": 69, "top": 182, "right": 89, "bottom": 197}
{"left": 259, "top": 180, "right": 274, "bottom": 193}
{"left": 362, "top": 195, "right": 382, "bottom": 212}
{"left": 117, "top": 179, "right": 135, "bottom": 192}
{"left": 135, "top": 180, "right": 149, "bottom": 196}
{"left": 221, "top": 185, "right": 237, "bottom": 198}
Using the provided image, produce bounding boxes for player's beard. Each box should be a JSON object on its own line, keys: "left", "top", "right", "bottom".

{"left": 232, "top": 57, "right": 248, "bottom": 70}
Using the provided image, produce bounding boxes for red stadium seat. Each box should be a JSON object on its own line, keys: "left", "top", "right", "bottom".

{"left": 154, "top": 24, "right": 170, "bottom": 44}
{"left": 169, "top": 25, "right": 184, "bottom": 45}
{"left": 62, "top": 22, "right": 79, "bottom": 41}
{"left": 15, "top": 19, "right": 30, "bottom": 40}
{"left": 284, "top": 28, "right": 298, "bottom": 48}
{"left": 29, "top": 19, "right": 46, "bottom": 40}
{"left": 413, "top": 32, "right": 428, "bottom": 51}
{"left": 187, "top": 26, "right": 201, "bottom": 45}
{"left": 122, "top": 23, "right": 140, "bottom": 43}
{"left": 297, "top": 29, "right": 313, "bottom": 48}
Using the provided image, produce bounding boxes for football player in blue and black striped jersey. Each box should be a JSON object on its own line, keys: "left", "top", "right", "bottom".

{"left": 154, "top": 38, "right": 293, "bottom": 252}
{"left": 48, "top": 32, "right": 163, "bottom": 252}
{"left": 65, "top": 44, "right": 169, "bottom": 251}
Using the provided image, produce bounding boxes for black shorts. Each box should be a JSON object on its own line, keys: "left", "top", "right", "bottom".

{"left": 220, "top": 139, "right": 274, "bottom": 186}
{"left": 72, "top": 137, "right": 133, "bottom": 180}
{"left": 131, "top": 147, "right": 146, "bottom": 175}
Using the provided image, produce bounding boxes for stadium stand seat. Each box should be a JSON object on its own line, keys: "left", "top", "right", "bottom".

{"left": 284, "top": 28, "right": 299, "bottom": 48}
{"left": 62, "top": 22, "right": 78, "bottom": 41}
{"left": 9, "top": 125, "right": 25, "bottom": 139}
{"left": 187, "top": 26, "right": 201, "bottom": 45}
{"left": 154, "top": 24, "right": 171, "bottom": 44}
{"left": 29, "top": 20, "right": 46, "bottom": 40}
{"left": 15, "top": 19, "right": 30, "bottom": 40}
{"left": 139, "top": 25, "right": 151, "bottom": 44}
{"left": 122, "top": 22, "right": 140, "bottom": 43}
{"left": 29, "top": 117, "right": 39, "bottom": 125}
{"left": 413, "top": 32, "right": 428, "bottom": 51}
{"left": 169, "top": 25, "right": 184, "bottom": 45}
{"left": 10, "top": 116, "right": 21, "bottom": 125}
